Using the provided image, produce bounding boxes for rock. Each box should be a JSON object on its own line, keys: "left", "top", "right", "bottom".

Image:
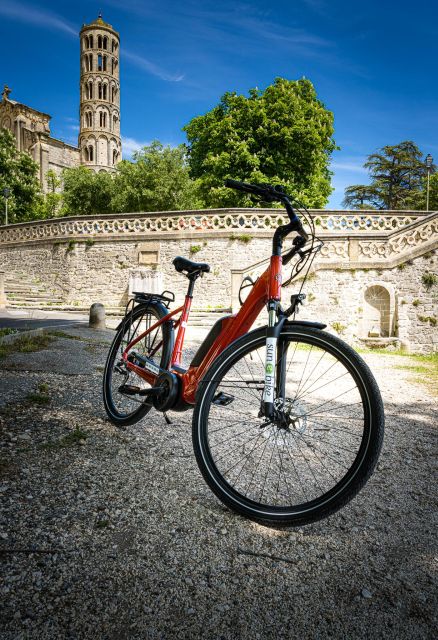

{"left": 361, "top": 588, "right": 372, "bottom": 599}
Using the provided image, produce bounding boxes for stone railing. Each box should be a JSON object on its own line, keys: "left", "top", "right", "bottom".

{"left": 230, "top": 212, "right": 438, "bottom": 310}
{"left": 0, "top": 208, "right": 431, "bottom": 246}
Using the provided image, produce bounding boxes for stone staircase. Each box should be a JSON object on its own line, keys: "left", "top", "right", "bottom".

{"left": 4, "top": 273, "right": 64, "bottom": 309}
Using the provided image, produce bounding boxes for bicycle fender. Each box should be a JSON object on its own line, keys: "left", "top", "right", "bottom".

{"left": 284, "top": 320, "right": 326, "bottom": 330}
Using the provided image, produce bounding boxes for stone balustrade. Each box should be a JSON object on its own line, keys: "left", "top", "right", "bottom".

{"left": 0, "top": 208, "right": 432, "bottom": 246}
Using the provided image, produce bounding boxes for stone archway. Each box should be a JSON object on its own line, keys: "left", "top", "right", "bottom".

{"left": 362, "top": 284, "right": 394, "bottom": 337}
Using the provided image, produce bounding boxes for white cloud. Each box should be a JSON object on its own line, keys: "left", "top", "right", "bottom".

{"left": 122, "top": 136, "right": 151, "bottom": 158}
{"left": 124, "top": 50, "right": 185, "bottom": 83}
{"left": 330, "top": 162, "right": 367, "bottom": 173}
{"left": 0, "top": 1, "right": 76, "bottom": 36}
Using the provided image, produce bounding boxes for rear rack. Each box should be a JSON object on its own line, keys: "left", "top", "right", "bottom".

{"left": 132, "top": 290, "right": 175, "bottom": 307}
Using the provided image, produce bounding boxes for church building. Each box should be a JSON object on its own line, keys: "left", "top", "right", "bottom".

{"left": 0, "top": 14, "right": 122, "bottom": 191}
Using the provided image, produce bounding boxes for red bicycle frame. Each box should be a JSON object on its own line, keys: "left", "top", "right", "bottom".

{"left": 122, "top": 254, "right": 282, "bottom": 405}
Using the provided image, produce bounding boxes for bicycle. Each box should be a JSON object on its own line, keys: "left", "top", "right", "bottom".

{"left": 103, "top": 179, "right": 384, "bottom": 526}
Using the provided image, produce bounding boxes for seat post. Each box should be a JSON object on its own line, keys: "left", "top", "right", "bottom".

{"left": 172, "top": 273, "right": 199, "bottom": 368}
{"left": 186, "top": 272, "right": 199, "bottom": 298}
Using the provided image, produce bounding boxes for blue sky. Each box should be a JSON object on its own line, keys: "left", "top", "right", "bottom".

{"left": 1, "top": 0, "right": 437, "bottom": 208}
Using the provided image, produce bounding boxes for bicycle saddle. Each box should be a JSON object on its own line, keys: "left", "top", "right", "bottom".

{"left": 173, "top": 256, "right": 211, "bottom": 275}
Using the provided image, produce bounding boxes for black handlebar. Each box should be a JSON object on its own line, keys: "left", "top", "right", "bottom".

{"left": 225, "top": 179, "right": 308, "bottom": 243}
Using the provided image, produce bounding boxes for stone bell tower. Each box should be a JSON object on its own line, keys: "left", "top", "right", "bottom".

{"left": 78, "top": 14, "right": 122, "bottom": 172}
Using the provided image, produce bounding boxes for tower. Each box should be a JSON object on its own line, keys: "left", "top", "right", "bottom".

{"left": 79, "top": 14, "right": 122, "bottom": 172}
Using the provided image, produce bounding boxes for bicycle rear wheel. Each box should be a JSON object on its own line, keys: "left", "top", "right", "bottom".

{"left": 192, "top": 325, "right": 384, "bottom": 526}
{"left": 103, "top": 302, "right": 173, "bottom": 427}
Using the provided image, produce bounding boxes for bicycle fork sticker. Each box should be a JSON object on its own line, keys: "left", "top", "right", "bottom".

{"left": 263, "top": 337, "right": 277, "bottom": 406}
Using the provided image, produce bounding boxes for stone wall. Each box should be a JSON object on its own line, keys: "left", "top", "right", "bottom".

{"left": 0, "top": 208, "right": 436, "bottom": 353}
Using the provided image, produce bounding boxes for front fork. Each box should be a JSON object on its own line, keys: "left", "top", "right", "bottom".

{"left": 262, "top": 302, "right": 287, "bottom": 418}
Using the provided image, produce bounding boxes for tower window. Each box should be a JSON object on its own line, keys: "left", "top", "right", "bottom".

{"left": 83, "top": 36, "right": 88, "bottom": 50}
{"left": 98, "top": 54, "right": 102, "bottom": 71}
{"left": 98, "top": 35, "right": 102, "bottom": 49}
{"left": 103, "top": 55, "right": 107, "bottom": 72}
{"left": 89, "top": 145, "right": 94, "bottom": 162}
{"left": 98, "top": 82, "right": 103, "bottom": 99}
{"left": 89, "top": 35, "right": 93, "bottom": 48}
{"left": 102, "top": 84, "right": 107, "bottom": 100}
{"left": 112, "top": 149, "right": 118, "bottom": 165}
{"left": 88, "top": 53, "right": 93, "bottom": 71}
{"left": 87, "top": 81, "right": 93, "bottom": 99}
{"left": 85, "top": 112, "right": 93, "bottom": 127}
{"left": 99, "top": 112, "right": 107, "bottom": 127}
{"left": 112, "top": 58, "right": 118, "bottom": 74}
{"left": 113, "top": 114, "right": 118, "bottom": 130}
{"left": 111, "top": 86, "right": 117, "bottom": 102}
{"left": 103, "top": 36, "right": 108, "bottom": 50}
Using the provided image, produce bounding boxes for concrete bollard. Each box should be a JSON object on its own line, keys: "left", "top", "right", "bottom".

{"left": 89, "top": 302, "right": 106, "bottom": 329}
{"left": 0, "top": 272, "right": 6, "bottom": 308}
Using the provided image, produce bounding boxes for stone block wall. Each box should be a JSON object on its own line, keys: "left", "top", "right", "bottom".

{"left": 0, "top": 209, "right": 436, "bottom": 352}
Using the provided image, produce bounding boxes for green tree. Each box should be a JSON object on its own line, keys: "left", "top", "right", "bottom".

{"left": 183, "top": 77, "right": 336, "bottom": 208}
{"left": 0, "top": 128, "right": 42, "bottom": 222}
{"left": 39, "top": 170, "right": 63, "bottom": 218}
{"left": 406, "top": 173, "right": 438, "bottom": 211}
{"left": 342, "top": 185, "right": 380, "bottom": 210}
{"left": 111, "top": 141, "right": 202, "bottom": 213}
{"left": 343, "top": 141, "right": 432, "bottom": 210}
{"left": 62, "top": 166, "right": 115, "bottom": 215}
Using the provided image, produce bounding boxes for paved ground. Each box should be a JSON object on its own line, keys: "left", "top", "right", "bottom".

{"left": 0, "top": 325, "right": 436, "bottom": 639}
{"left": 0, "top": 308, "right": 89, "bottom": 332}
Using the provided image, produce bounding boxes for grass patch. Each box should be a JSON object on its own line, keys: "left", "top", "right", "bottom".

{"left": 0, "top": 334, "right": 53, "bottom": 359}
{"left": 229, "top": 233, "right": 253, "bottom": 244}
{"left": 47, "top": 330, "right": 83, "bottom": 341}
{"left": 41, "top": 427, "right": 88, "bottom": 450}
{"left": 27, "top": 392, "right": 51, "bottom": 405}
{"left": 0, "top": 328, "right": 19, "bottom": 338}
{"left": 422, "top": 272, "right": 437, "bottom": 289}
{"left": 394, "top": 353, "right": 438, "bottom": 396}
{"left": 95, "top": 519, "right": 110, "bottom": 529}
{"left": 26, "top": 382, "right": 51, "bottom": 405}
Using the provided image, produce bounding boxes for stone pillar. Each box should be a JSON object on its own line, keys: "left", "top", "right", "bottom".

{"left": 89, "top": 302, "right": 106, "bottom": 329}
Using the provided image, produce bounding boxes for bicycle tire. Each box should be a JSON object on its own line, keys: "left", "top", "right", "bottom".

{"left": 192, "top": 325, "right": 384, "bottom": 526}
{"left": 103, "top": 302, "right": 173, "bottom": 427}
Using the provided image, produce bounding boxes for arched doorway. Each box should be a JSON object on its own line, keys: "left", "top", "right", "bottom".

{"left": 363, "top": 285, "right": 391, "bottom": 337}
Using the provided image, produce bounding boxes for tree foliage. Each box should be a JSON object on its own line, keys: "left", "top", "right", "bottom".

{"left": 407, "top": 173, "right": 438, "bottom": 211}
{"left": 0, "top": 128, "right": 42, "bottom": 223}
{"left": 61, "top": 142, "right": 201, "bottom": 216}
{"left": 111, "top": 141, "right": 202, "bottom": 212}
{"left": 183, "top": 77, "right": 336, "bottom": 208}
{"left": 343, "top": 141, "right": 434, "bottom": 210}
{"left": 62, "top": 166, "right": 115, "bottom": 215}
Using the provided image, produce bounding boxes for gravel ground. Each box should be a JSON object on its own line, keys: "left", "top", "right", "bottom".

{"left": 0, "top": 326, "right": 436, "bottom": 639}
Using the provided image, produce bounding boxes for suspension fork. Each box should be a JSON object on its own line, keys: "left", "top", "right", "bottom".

{"left": 263, "top": 302, "right": 286, "bottom": 418}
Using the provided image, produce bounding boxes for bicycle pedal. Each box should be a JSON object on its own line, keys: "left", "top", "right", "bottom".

{"left": 212, "top": 392, "right": 235, "bottom": 406}
{"left": 163, "top": 412, "right": 172, "bottom": 425}
{"left": 118, "top": 384, "right": 141, "bottom": 395}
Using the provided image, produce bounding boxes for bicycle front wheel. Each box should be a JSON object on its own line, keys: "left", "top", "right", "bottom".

{"left": 192, "top": 325, "right": 384, "bottom": 526}
{"left": 103, "top": 302, "right": 173, "bottom": 427}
